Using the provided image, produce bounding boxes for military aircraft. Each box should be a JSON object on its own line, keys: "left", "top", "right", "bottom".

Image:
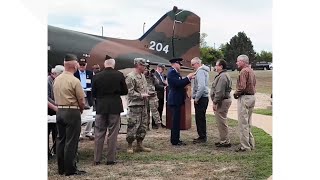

{"left": 48, "top": 6, "right": 200, "bottom": 75}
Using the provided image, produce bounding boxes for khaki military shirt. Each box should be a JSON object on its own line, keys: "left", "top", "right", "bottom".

{"left": 125, "top": 70, "right": 148, "bottom": 106}
{"left": 53, "top": 71, "right": 86, "bottom": 106}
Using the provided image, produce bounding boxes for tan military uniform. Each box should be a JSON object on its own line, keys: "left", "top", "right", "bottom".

{"left": 125, "top": 70, "right": 148, "bottom": 143}
{"left": 53, "top": 71, "right": 85, "bottom": 175}
{"left": 146, "top": 74, "right": 161, "bottom": 128}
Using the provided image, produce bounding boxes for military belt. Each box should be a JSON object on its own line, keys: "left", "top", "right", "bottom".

{"left": 58, "top": 105, "right": 80, "bottom": 109}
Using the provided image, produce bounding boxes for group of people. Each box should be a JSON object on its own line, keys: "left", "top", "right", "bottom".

{"left": 48, "top": 53, "right": 256, "bottom": 176}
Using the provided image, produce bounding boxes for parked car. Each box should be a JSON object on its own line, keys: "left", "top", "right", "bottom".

{"left": 251, "top": 61, "right": 272, "bottom": 70}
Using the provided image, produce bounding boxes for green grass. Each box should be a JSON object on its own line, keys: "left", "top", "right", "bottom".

{"left": 209, "top": 70, "right": 272, "bottom": 94}
{"left": 254, "top": 108, "right": 272, "bottom": 116}
{"left": 48, "top": 115, "right": 272, "bottom": 180}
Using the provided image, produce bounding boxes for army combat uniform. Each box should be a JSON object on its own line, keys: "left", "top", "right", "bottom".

{"left": 125, "top": 58, "right": 152, "bottom": 153}
{"left": 145, "top": 73, "right": 162, "bottom": 129}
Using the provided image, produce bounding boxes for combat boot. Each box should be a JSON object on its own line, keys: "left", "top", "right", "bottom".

{"left": 127, "top": 143, "right": 134, "bottom": 154}
{"left": 136, "top": 140, "right": 152, "bottom": 152}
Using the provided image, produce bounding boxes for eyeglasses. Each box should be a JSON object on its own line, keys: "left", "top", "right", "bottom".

{"left": 79, "top": 64, "right": 86, "bottom": 66}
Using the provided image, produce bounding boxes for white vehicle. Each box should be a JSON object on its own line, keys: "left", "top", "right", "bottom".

{"left": 269, "top": 63, "right": 273, "bottom": 70}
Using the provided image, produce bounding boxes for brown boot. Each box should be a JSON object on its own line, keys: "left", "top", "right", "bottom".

{"left": 136, "top": 140, "right": 152, "bottom": 152}
{"left": 127, "top": 142, "right": 134, "bottom": 154}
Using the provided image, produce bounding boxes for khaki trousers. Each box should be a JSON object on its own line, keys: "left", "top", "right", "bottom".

{"left": 94, "top": 114, "right": 120, "bottom": 162}
{"left": 214, "top": 98, "right": 232, "bottom": 143}
{"left": 237, "top": 95, "right": 256, "bottom": 150}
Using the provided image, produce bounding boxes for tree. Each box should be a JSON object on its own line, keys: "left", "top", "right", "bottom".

{"left": 200, "top": 33, "right": 208, "bottom": 48}
{"left": 200, "top": 47, "right": 223, "bottom": 65}
{"left": 256, "top": 50, "right": 272, "bottom": 62}
{"left": 224, "top": 32, "right": 256, "bottom": 66}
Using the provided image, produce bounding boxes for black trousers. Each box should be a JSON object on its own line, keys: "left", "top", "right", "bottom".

{"left": 86, "top": 91, "right": 93, "bottom": 107}
{"left": 170, "top": 105, "right": 181, "bottom": 145}
{"left": 194, "top": 97, "right": 209, "bottom": 139}
{"left": 56, "top": 109, "right": 81, "bottom": 175}
{"left": 48, "top": 123, "right": 57, "bottom": 155}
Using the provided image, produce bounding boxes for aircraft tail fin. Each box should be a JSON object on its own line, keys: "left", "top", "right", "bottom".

{"left": 139, "top": 7, "right": 200, "bottom": 65}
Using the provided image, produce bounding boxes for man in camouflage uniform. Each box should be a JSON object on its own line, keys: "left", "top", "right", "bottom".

{"left": 125, "top": 58, "right": 152, "bottom": 154}
{"left": 144, "top": 68, "right": 162, "bottom": 130}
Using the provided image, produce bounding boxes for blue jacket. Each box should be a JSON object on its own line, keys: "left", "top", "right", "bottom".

{"left": 167, "top": 67, "right": 191, "bottom": 106}
{"left": 74, "top": 70, "right": 93, "bottom": 88}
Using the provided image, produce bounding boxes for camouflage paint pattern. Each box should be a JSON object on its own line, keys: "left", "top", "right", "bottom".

{"left": 48, "top": 7, "right": 200, "bottom": 77}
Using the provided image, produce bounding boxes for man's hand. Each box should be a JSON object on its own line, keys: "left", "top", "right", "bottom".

{"left": 187, "top": 72, "right": 195, "bottom": 80}
{"left": 213, "top": 104, "right": 217, "bottom": 112}
{"left": 53, "top": 106, "right": 58, "bottom": 112}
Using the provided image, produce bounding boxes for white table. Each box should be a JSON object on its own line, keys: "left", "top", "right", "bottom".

{"left": 48, "top": 108, "right": 128, "bottom": 123}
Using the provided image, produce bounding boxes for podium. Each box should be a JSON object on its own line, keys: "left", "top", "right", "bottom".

{"left": 165, "top": 85, "right": 192, "bottom": 130}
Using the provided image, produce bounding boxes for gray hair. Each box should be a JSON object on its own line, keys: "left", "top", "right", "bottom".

{"left": 52, "top": 65, "right": 65, "bottom": 75}
{"left": 191, "top": 57, "right": 202, "bottom": 65}
{"left": 104, "top": 59, "right": 116, "bottom": 67}
{"left": 237, "top": 54, "right": 249, "bottom": 64}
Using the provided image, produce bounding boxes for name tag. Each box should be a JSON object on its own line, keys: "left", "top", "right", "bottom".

{"left": 86, "top": 79, "right": 91, "bottom": 84}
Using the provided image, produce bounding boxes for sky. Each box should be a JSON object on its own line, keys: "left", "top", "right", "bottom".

{"left": 48, "top": 0, "right": 272, "bottom": 52}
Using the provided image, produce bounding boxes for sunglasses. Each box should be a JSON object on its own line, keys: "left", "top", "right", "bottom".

{"left": 79, "top": 63, "right": 86, "bottom": 66}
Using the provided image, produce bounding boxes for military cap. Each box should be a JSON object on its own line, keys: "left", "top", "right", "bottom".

{"left": 64, "top": 54, "right": 78, "bottom": 61}
{"left": 105, "top": 54, "right": 112, "bottom": 60}
{"left": 157, "top": 63, "right": 165, "bottom": 69}
{"left": 169, "top": 57, "right": 183, "bottom": 65}
{"left": 134, "top": 58, "right": 149, "bottom": 66}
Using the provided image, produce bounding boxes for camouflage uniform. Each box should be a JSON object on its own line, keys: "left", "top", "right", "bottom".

{"left": 146, "top": 73, "right": 161, "bottom": 128}
{"left": 125, "top": 60, "right": 149, "bottom": 144}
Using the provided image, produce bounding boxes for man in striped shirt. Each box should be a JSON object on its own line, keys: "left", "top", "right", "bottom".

{"left": 234, "top": 54, "right": 256, "bottom": 152}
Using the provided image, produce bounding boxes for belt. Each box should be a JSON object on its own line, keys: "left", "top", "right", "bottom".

{"left": 58, "top": 105, "right": 80, "bottom": 109}
{"left": 242, "top": 93, "right": 254, "bottom": 95}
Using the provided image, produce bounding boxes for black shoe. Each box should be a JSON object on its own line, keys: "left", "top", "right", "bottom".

{"left": 106, "top": 161, "right": 118, "bottom": 165}
{"left": 93, "top": 161, "right": 101, "bottom": 166}
{"left": 161, "top": 123, "right": 166, "bottom": 128}
{"left": 58, "top": 171, "right": 64, "bottom": 175}
{"left": 215, "top": 142, "right": 231, "bottom": 147}
{"left": 65, "top": 170, "right": 86, "bottom": 176}
{"left": 193, "top": 137, "right": 207, "bottom": 144}
{"left": 172, "top": 141, "right": 187, "bottom": 146}
{"left": 152, "top": 125, "right": 158, "bottom": 129}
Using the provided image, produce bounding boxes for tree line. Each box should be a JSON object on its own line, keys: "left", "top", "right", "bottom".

{"left": 200, "top": 32, "right": 272, "bottom": 67}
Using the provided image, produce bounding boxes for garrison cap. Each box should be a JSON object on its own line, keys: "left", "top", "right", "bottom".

{"left": 64, "top": 54, "right": 78, "bottom": 61}
{"left": 134, "top": 58, "right": 149, "bottom": 66}
{"left": 105, "top": 54, "right": 112, "bottom": 60}
{"left": 169, "top": 57, "right": 183, "bottom": 65}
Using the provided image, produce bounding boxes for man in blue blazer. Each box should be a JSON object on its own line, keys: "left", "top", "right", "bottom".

{"left": 167, "top": 58, "right": 195, "bottom": 146}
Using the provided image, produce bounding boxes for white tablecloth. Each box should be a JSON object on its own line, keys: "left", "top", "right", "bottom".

{"left": 48, "top": 108, "right": 128, "bottom": 123}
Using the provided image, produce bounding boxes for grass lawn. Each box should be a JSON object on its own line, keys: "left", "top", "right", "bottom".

{"left": 209, "top": 70, "right": 273, "bottom": 95}
{"left": 48, "top": 115, "right": 272, "bottom": 180}
{"left": 254, "top": 108, "right": 272, "bottom": 116}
